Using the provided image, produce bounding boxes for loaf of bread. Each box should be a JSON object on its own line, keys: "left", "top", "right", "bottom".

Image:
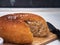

{"left": 0, "top": 13, "right": 50, "bottom": 44}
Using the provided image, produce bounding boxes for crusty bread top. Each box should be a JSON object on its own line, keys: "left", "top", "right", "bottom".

{"left": 0, "top": 13, "right": 50, "bottom": 37}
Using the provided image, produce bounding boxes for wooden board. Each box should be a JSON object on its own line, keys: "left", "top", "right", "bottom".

{"left": 3, "top": 33, "right": 57, "bottom": 45}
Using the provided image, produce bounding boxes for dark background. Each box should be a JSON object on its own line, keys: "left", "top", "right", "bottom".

{"left": 0, "top": 0, "right": 60, "bottom": 8}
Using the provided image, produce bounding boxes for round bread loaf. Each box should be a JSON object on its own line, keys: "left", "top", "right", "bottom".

{"left": 0, "top": 13, "right": 50, "bottom": 44}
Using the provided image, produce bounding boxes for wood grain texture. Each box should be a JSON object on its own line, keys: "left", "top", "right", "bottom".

{"left": 3, "top": 32, "right": 57, "bottom": 45}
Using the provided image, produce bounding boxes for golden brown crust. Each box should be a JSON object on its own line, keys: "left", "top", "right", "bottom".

{"left": 2, "top": 13, "right": 50, "bottom": 36}
{"left": 0, "top": 13, "right": 50, "bottom": 44}
{"left": 0, "top": 16, "right": 33, "bottom": 44}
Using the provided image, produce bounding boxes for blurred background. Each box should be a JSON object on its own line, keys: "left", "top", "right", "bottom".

{"left": 0, "top": 0, "right": 60, "bottom": 8}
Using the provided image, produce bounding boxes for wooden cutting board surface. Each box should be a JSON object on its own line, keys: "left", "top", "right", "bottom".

{"left": 3, "top": 32, "right": 57, "bottom": 45}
